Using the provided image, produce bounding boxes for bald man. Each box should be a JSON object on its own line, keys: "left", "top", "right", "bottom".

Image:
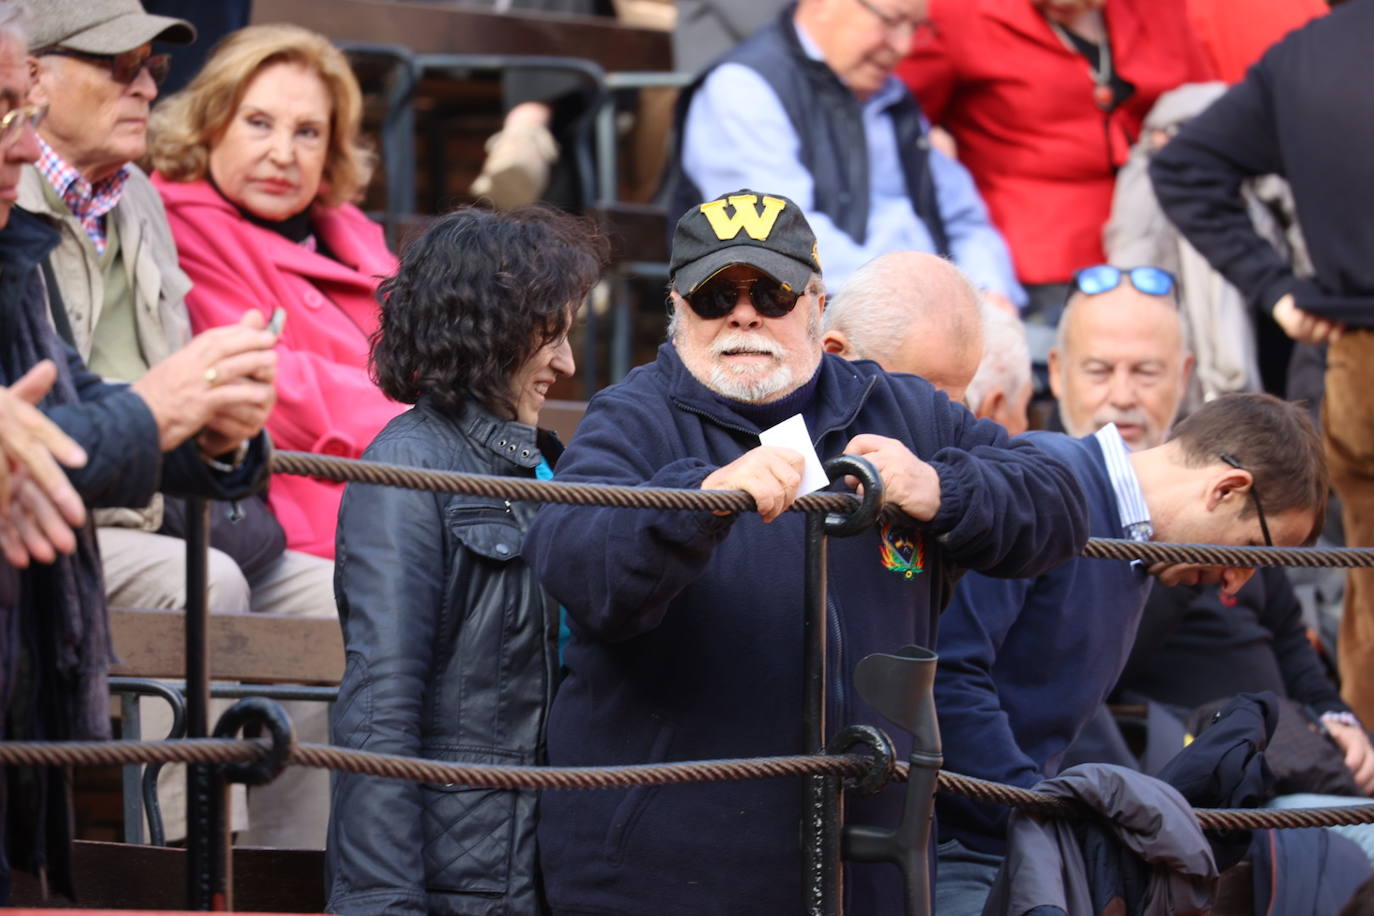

{"left": 824, "top": 252, "right": 1032, "bottom": 437}
{"left": 966, "top": 303, "right": 1032, "bottom": 435}
{"left": 822, "top": 251, "right": 984, "bottom": 403}
{"left": 1047, "top": 270, "right": 1194, "bottom": 450}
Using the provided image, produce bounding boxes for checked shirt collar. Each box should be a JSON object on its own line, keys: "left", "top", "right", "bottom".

{"left": 35, "top": 135, "right": 130, "bottom": 255}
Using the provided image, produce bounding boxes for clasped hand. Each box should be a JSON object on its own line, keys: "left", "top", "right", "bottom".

{"left": 0, "top": 360, "right": 88, "bottom": 567}
{"left": 131, "top": 310, "right": 279, "bottom": 457}
{"left": 699, "top": 435, "right": 941, "bottom": 524}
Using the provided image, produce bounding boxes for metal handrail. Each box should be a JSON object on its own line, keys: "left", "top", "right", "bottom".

{"left": 110, "top": 677, "right": 337, "bottom": 847}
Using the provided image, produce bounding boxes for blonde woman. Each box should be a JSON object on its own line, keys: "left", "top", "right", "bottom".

{"left": 149, "top": 24, "right": 402, "bottom": 559}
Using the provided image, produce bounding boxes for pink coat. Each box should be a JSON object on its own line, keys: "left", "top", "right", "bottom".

{"left": 153, "top": 174, "right": 405, "bottom": 559}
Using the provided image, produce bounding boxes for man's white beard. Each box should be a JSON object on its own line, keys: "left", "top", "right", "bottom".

{"left": 672, "top": 309, "right": 823, "bottom": 404}
{"left": 707, "top": 352, "right": 796, "bottom": 403}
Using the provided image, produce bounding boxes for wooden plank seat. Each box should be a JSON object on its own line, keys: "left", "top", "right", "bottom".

{"left": 109, "top": 608, "right": 343, "bottom": 687}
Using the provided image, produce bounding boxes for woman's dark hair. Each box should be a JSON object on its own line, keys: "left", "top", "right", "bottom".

{"left": 371, "top": 206, "right": 608, "bottom": 418}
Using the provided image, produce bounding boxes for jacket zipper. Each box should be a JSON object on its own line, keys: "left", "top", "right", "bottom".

{"left": 671, "top": 399, "right": 759, "bottom": 438}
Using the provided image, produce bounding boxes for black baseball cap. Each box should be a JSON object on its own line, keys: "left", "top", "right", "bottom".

{"left": 670, "top": 189, "right": 823, "bottom": 295}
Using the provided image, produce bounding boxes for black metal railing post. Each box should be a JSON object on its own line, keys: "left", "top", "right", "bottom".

{"left": 800, "top": 456, "right": 885, "bottom": 915}
{"left": 184, "top": 497, "right": 229, "bottom": 909}
{"left": 801, "top": 508, "right": 840, "bottom": 916}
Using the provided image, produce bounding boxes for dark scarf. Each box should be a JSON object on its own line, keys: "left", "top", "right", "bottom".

{"left": 0, "top": 208, "right": 113, "bottom": 902}
{"left": 205, "top": 171, "right": 335, "bottom": 260}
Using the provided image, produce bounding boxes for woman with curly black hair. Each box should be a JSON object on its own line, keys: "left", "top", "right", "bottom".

{"left": 325, "top": 206, "right": 607, "bottom": 916}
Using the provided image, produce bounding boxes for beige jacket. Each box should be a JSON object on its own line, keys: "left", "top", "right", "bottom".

{"left": 18, "top": 163, "right": 194, "bottom": 529}
{"left": 1104, "top": 82, "right": 1311, "bottom": 413}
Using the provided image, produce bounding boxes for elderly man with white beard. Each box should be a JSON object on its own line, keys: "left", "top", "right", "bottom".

{"left": 522, "top": 189, "right": 1089, "bottom": 916}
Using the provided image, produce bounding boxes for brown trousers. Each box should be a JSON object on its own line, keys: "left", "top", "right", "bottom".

{"left": 1325, "top": 330, "right": 1374, "bottom": 723}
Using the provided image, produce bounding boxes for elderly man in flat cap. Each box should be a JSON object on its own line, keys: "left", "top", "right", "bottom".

{"left": 14, "top": 0, "right": 337, "bottom": 849}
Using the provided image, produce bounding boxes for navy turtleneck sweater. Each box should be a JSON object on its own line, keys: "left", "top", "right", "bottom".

{"left": 712, "top": 359, "right": 824, "bottom": 432}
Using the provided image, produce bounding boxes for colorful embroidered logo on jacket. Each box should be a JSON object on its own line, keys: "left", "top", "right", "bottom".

{"left": 878, "top": 520, "right": 925, "bottom": 579}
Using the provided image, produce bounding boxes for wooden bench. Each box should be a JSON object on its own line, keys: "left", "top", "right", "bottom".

{"left": 109, "top": 608, "right": 343, "bottom": 686}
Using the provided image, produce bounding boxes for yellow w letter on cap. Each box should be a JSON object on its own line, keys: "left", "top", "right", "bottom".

{"left": 699, "top": 194, "right": 787, "bottom": 242}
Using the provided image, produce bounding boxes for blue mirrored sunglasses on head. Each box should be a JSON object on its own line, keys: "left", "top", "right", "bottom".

{"left": 1073, "top": 265, "right": 1177, "bottom": 298}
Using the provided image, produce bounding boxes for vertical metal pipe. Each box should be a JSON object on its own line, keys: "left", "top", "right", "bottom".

{"left": 382, "top": 53, "right": 418, "bottom": 249}
{"left": 119, "top": 692, "right": 144, "bottom": 845}
{"left": 610, "top": 272, "right": 632, "bottom": 384}
{"left": 184, "top": 498, "right": 228, "bottom": 909}
{"left": 594, "top": 93, "right": 617, "bottom": 208}
{"left": 801, "top": 511, "right": 841, "bottom": 915}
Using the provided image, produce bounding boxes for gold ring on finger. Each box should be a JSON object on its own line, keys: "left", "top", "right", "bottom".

{"left": 205, "top": 367, "right": 219, "bottom": 386}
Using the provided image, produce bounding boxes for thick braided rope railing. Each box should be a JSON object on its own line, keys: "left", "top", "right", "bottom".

{"left": 5, "top": 738, "right": 1374, "bottom": 831}
{"left": 273, "top": 450, "right": 857, "bottom": 515}
{"left": 273, "top": 451, "right": 1374, "bottom": 568}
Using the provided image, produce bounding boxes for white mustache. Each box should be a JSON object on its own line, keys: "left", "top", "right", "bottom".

{"left": 1094, "top": 407, "right": 1152, "bottom": 430}
{"left": 709, "top": 333, "right": 784, "bottom": 359}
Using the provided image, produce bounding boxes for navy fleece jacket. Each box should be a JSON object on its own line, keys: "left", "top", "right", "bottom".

{"left": 524, "top": 344, "right": 1089, "bottom": 916}
{"left": 935, "top": 432, "right": 1153, "bottom": 855}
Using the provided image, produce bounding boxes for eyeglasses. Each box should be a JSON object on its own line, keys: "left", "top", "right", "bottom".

{"left": 686, "top": 275, "right": 803, "bottom": 320}
{"left": 38, "top": 48, "right": 172, "bottom": 87}
{"left": 853, "top": 0, "right": 938, "bottom": 41}
{"left": 1219, "top": 453, "right": 1274, "bottom": 548}
{"left": 0, "top": 102, "right": 46, "bottom": 149}
{"left": 1073, "top": 265, "right": 1177, "bottom": 299}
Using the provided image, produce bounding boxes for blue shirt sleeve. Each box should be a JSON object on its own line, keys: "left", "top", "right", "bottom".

{"left": 928, "top": 147, "right": 1026, "bottom": 306}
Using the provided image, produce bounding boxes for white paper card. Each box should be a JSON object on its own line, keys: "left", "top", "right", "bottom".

{"left": 758, "top": 414, "right": 830, "bottom": 495}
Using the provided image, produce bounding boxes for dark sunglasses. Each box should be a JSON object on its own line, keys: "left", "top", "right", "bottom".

{"left": 686, "top": 275, "right": 803, "bottom": 320}
{"left": 39, "top": 48, "right": 172, "bottom": 87}
{"left": 1219, "top": 453, "right": 1274, "bottom": 548}
{"left": 1073, "top": 265, "right": 1177, "bottom": 299}
{"left": 0, "top": 102, "right": 46, "bottom": 149}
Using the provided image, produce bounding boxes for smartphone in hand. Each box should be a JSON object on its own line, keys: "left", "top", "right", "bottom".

{"left": 267, "top": 307, "right": 288, "bottom": 339}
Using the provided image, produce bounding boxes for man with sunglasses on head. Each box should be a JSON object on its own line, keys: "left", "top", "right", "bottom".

{"left": 523, "top": 189, "right": 1088, "bottom": 916}
{"left": 930, "top": 264, "right": 1332, "bottom": 915}
{"left": 1048, "top": 264, "right": 1193, "bottom": 450}
{"left": 667, "top": 0, "right": 1024, "bottom": 306}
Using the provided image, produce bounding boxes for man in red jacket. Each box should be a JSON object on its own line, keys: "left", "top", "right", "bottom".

{"left": 898, "top": 0, "right": 1212, "bottom": 322}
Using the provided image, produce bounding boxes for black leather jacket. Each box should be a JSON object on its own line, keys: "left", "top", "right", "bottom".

{"left": 326, "top": 397, "right": 560, "bottom": 915}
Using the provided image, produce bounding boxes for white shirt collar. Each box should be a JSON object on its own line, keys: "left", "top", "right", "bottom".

{"left": 1093, "top": 423, "right": 1154, "bottom": 542}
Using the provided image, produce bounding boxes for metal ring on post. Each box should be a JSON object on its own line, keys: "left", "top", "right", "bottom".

{"left": 827, "top": 725, "right": 898, "bottom": 796}
{"left": 821, "top": 455, "right": 885, "bottom": 536}
{"left": 212, "top": 698, "right": 294, "bottom": 787}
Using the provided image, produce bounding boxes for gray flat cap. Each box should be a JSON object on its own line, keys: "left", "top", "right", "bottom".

{"left": 22, "top": 0, "right": 195, "bottom": 54}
